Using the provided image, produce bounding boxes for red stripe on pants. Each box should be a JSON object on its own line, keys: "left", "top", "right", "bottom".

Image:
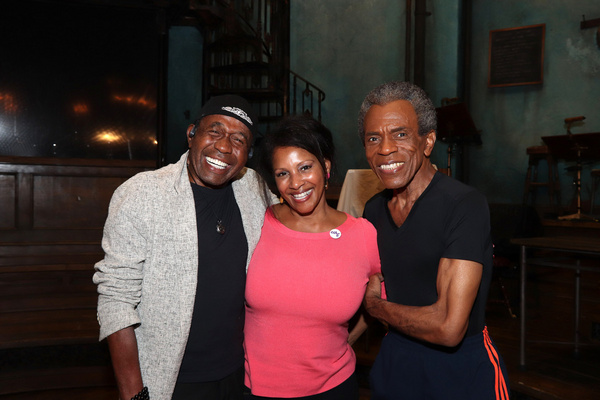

{"left": 483, "top": 326, "right": 509, "bottom": 400}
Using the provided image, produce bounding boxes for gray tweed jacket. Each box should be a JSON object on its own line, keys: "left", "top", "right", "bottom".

{"left": 94, "top": 151, "right": 272, "bottom": 399}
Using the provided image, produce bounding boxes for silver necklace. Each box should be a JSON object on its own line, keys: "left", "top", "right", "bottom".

{"left": 214, "top": 214, "right": 226, "bottom": 234}
{"left": 204, "top": 197, "right": 226, "bottom": 235}
{"left": 204, "top": 194, "right": 227, "bottom": 235}
{"left": 188, "top": 166, "right": 227, "bottom": 234}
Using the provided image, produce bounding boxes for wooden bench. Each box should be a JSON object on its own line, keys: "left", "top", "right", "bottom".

{"left": 0, "top": 156, "right": 153, "bottom": 396}
{"left": 0, "top": 249, "right": 103, "bottom": 349}
{"left": 0, "top": 247, "right": 114, "bottom": 396}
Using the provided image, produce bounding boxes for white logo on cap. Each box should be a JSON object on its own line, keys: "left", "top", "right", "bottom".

{"left": 222, "top": 106, "right": 253, "bottom": 125}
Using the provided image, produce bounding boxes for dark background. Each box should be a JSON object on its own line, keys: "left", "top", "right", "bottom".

{"left": 0, "top": 0, "right": 160, "bottom": 160}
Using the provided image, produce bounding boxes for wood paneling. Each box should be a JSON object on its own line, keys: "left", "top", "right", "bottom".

{"left": 0, "top": 156, "right": 154, "bottom": 240}
{"left": 32, "top": 175, "right": 124, "bottom": 229}
{"left": 0, "top": 174, "right": 16, "bottom": 229}
{"left": 0, "top": 156, "right": 154, "bottom": 354}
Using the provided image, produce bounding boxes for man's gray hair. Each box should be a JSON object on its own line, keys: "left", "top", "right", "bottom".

{"left": 358, "top": 81, "right": 437, "bottom": 142}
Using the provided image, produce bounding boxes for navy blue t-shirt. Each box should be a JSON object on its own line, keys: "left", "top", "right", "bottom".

{"left": 363, "top": 172, "right": 493, "bottom": 337}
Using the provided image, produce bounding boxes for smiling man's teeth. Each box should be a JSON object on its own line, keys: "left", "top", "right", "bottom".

{"left": 292, "top": 189, "right": 313, "bottom": 200}
{"left": 379, "top": 162, "right": 404, "bottom": 170}
{"left": 206, "top": 156, "right": 228, "bottom": 169}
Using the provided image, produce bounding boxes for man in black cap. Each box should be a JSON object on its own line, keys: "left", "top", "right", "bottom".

{"left": 94, "top": 95, "right": 274, "bottom": 400}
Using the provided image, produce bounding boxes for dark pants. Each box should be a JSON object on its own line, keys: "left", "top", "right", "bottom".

{"left": 370, "top": 328, "right": 510, "bottom": 400}
{"left": 173, "top": 367, "right": 244, "bottom": 400}
{"left": 245, "top": 372, "right": 358, "bottom": 400}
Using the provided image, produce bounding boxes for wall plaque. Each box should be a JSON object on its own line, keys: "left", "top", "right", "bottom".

{"left": 488, "top": 24, "right": 545, "bottom": 87}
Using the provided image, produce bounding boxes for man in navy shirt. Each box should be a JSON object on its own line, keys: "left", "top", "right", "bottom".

{"left": 359, "top": 81, "right": 509, "bottom": 400}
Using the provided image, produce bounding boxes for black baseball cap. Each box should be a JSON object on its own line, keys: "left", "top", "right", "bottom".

{"left": 198, "top": 95, "right": 259, "bottom": 140}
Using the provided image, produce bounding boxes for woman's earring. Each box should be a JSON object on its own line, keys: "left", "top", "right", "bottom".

{"left": 279, "top": 196, "right": 284, "bottom": 204}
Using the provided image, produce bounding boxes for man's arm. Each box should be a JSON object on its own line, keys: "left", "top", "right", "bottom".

{"left": 363, "top": 257, "right": 482, "bottom": 347}
{"left": 106, "top": 327, "right": 144, "bottom": 400}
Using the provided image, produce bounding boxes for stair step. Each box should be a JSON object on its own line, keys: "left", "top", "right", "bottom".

{"left": 207, "top": 87, "right": 285, "bottom": 102}
{"left": 528, "top": 182, "right": 552, "bottom": 187}
{"left": 209, "top": 61, "right": 270, "bottom": 73}
{"left": 207, "top": 34, "right": 263, "bottom": 50}
{"left": 190, "top": 4, "right": 226, "bottom": 27}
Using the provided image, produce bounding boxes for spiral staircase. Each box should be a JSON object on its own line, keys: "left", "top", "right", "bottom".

{"left": 185, "top": 0, "right": 326, "bottom": 136}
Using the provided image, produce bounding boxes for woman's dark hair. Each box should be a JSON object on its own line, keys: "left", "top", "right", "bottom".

{"left": 259, "top": 114, "right": 335, "bottom": 194}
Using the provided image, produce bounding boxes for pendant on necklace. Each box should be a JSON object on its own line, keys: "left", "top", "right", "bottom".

{"left": 216, "top": 220, "right": 226, "bottom": 235}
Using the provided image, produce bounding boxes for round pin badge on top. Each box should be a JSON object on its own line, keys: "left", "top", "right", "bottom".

{"left": 329, "top": 228, "right": 341, "bottom": 239}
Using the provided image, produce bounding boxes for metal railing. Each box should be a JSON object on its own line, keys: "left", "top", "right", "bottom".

{"left": 288, "top": 71, "right": 326, "bottom": 122}
{"left": 199, "top": 0, "right": 326, "bottom": 122}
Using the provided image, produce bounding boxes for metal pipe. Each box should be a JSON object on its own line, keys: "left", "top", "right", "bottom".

{"left": 405, "top": 0, "right": 412, "bottom": 81}
{"left": 413, "top": 0, "right": 426, "bottom": 87}
{"left": 459, "top": 0, "right": 472, "bottom": 105}
{"left": 574, "top": 262, "right": 581, "bottom": 355}
{"left": 157, "top": 8, "right": 168, "bottom": 167}
{"left": 519, "top": 244, "right": 527, "bottom": 369}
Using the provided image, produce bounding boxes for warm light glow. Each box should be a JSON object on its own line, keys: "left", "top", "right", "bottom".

{"left": 94, "top": 130, "right": 124, "bottom": 144}
{"left": 112, "top": 94, "right": 157, "bottom": 109}
{"left": 0, "top": 92, "right": 18, "bottom": 113}
{"left": 73, "top": 103, "right": 89, "bottom": 114}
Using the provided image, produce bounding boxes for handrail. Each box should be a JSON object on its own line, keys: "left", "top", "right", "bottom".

{"left": 289, "top": 70, "right": 326, "bottom": 122}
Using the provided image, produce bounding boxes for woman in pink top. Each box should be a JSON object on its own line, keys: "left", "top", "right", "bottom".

{"left": 244, "top": 115, "right": 382, "bottom": 399}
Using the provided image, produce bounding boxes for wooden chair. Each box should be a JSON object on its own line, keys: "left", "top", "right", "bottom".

{"left": 523, "top": 145, "right": 561, "bottom": 210}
